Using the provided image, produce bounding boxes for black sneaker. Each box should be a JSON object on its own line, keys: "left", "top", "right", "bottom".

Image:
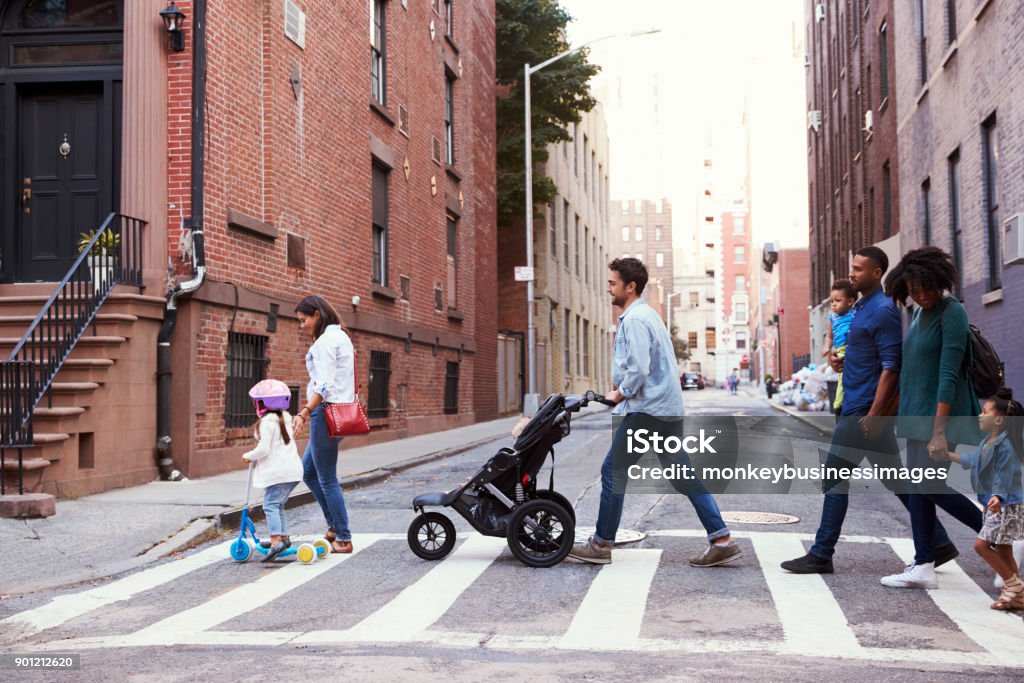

{"left": 780, "top": 552, "right": 834, "bottom": 574}
{"left": 934, "top": 543, "right": 959, "bottom": 568}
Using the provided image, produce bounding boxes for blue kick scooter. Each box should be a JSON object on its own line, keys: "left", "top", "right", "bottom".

{"left": 229, "top": 461, "right": 330, "bottom": 564}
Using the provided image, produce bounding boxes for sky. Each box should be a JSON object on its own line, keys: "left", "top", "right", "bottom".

{"left": 558, "top": 0, "right": 810, "bottom": 249}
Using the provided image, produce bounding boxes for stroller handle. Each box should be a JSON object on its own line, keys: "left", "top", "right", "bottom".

{"left": 581, "top": 390, "right": 616, "bottom": 408}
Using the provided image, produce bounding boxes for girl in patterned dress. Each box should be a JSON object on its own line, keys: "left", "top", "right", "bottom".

{"left": 946, "top": 389, "right": 1024, "bottom": 609}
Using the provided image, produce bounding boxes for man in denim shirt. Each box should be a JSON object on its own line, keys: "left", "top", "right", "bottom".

{"left": 569, "top": 258, "right": 740, "bottom": 567}
{"left": 781, "top": 247, "right": 958, "bottom": 574}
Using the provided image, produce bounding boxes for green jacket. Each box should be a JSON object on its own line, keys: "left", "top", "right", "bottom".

{"left": 896, "top": 296, "right": 982, "bottom": 446}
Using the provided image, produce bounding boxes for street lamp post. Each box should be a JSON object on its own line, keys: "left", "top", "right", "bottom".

{"left": 522, "top": 29, "right": 659, "bottom": 414}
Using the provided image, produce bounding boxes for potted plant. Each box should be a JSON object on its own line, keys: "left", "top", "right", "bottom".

{"left": 77, "top": 230, "right": 121, "bottom": 289}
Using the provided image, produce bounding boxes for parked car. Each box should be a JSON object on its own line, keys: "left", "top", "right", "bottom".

{"left": 681, "top": 373, "right": 704, "bottom": 390}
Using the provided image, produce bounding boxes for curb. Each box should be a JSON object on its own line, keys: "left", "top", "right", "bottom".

{"left": 746, "top": 390, "right": 835, "bottom": 437}
{"left": 215, "top": 431, "right": 512, "bottom": 530}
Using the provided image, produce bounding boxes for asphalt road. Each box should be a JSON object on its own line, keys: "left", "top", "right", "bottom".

{"left": 2, "top": 388, "right": 1022, "bottom": 681}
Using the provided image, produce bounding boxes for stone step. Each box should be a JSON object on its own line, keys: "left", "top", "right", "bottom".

{"left": 50, "top": 359, "right": 114, "bottom": 385}
{"left": 0, "top": 313, "right": 138, "bottom": 339}
{"left": 31, "top": 406, "right": 87, "bottom": 434}
{"left": 0, "top": 290, "right": 164, "bottom": 319}
{"left": 0, "top": 335, "right": 127, "bottom": 361}
{"left": 48, "top": 381, "right": 102, "bottom": 408}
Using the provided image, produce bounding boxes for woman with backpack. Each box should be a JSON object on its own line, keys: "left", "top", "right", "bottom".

{"left": 879, "top": 247, "right": 983, "bottom": 590}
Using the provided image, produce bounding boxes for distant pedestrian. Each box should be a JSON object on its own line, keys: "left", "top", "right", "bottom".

{"left": 569, "top": 258, "right": 740, "bottom": 567}
{"left": 822, "top": 279, "right": 856, "bottom": 414}
{"left": 880, "top": 247, "right": 982, "bottom": 589}
{"left": 243, "top": 379, "right": 303, "bottom": 562}
{"left": 728, "top": 369, "right": 739, "bottom": 395}
{"left": 292, "top": 295, "right": 356, "bottom": 554}
{"left": 946, "top": 390, "right": 1024, "bottom": 608}
{"left": 781, "top": 246, "right": 957, "bottom": 575}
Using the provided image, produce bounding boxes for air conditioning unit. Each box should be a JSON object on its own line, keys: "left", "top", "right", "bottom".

{"left": 815, "top": 3, "right": 826, "bottom": 22}
{"left": 807, "top": 110, "right": 822, "bottom": 132}
{"left": 1004, "top": 213, "right": 1024, "bottom": 265}
{"left": 863, "top": 109, "right": 874, "bottom": 133}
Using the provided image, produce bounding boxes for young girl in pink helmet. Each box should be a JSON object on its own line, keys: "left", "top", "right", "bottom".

{"left": 243, "top": 379, "right": 303, "bottom": 562}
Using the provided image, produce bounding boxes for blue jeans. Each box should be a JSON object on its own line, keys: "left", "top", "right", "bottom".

{"left": 905, "top": 439, "right": 982, "bottom": 563}
{"left": 302, "top": 405, "right": 351, "bottom": 541}
{"left": 263, "top": 481, "right": 299, "bottom": 536}
{"left": 594, "top": 413, "right": 730, "bottom": 544}
{"left": 809, "top": 414, "right": 953, "bottom": 559}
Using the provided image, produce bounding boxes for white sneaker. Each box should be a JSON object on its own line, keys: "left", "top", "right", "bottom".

{"left": 994, "top": 540, "right": 1024, "bottom": 588}
{"left": 881, "top": 562, "right": 938, "bottom": 589}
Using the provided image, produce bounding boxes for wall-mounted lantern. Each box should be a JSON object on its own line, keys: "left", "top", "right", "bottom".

{"left": 160, "top": 1, "right": 187, "bottom": 52}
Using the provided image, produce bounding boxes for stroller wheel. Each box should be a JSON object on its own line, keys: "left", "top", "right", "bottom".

{"left": 506, "top": 499, "right": 575, "bottom": 568}
{"left": 408, "top": 512, "right": 457, "bottom": 561}
{"left": 534, "top": 489, "right": 576, "bottom": 525}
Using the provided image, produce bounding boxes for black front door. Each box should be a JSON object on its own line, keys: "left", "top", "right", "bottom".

{"left": 18, "top": 83, "right": 108, "bottom": 282}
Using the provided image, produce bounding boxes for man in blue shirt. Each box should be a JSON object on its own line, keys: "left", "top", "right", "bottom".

{"left": 569, "top": 258, "right": 740, "bottom": 567}
{"left": 781, "top": 247, "right": 958, "bottom": 573}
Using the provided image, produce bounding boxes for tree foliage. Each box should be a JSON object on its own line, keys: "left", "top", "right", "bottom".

{"left": 496, "top": 0, "right": 600, "bottom": 227}
{"left": 670, "top": 325, "right": 691, "bottom": 363}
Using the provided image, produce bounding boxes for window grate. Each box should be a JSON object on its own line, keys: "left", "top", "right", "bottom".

{"left": 368, "top": 351, "right": 392, "bottom": 418}
{"left": 444, "top": 361, "right": 459, "bottom": 414}
{"left": 225, "top": 332, "right": 268, "bottom": 428}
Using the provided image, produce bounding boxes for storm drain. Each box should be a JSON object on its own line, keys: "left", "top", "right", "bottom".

{"left": 721, "top": 511, "right": 800, "bottom": 525}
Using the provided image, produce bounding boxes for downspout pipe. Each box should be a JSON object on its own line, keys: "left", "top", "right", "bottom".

{"left": 156, "top": 0, "right": 207, "bottom": 480}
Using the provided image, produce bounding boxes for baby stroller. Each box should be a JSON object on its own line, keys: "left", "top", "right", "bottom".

{"left": 407, "top": 391, "right": 613, "bottom": 568}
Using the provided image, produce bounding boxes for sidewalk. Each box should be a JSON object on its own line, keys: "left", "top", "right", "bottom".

{"left": 741, "top": 386, "right": 836, "bottom": 437}
{"left": 0, "top": 404, "right": 606, "bottom": 596}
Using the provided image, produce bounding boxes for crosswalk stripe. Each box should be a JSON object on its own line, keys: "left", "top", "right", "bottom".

{"left": 0, "top": 540, "right": 233, "bottom": 639}
{"left": 559, "top": 549, "right": 662, "bottom": 650}
{"left": 116, "top": 534, "right": 382, "bottom": 646}
{"left": 887, "top": 537, "right": 1024, "bottom": 668}
{"left": 749, "top": 533, "right": 863, "bottom": 657}
{"left": 296, "top": 534, "right": 506, "bottom": 644}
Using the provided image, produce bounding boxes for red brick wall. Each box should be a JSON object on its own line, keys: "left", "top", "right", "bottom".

{"left": 778, "top": 249, "right": 811, "bottom": 374}
{"left": 169, "top": 0, "right": 496, "bottom": 459}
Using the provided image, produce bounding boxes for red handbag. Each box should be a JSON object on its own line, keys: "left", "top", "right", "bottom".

{"left": 323, "top": 360, "right": 370, "bottom": 437}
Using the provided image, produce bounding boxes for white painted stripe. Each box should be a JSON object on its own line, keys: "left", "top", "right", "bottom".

{"left": 750, "top": 532, "right": 863, "bottom": 657}
{"left": 559, "top": 549, "right": 662, "bottom": 650}
{"left": 0, "top": 540, "right": 233, "bottom": 639}
{"left": 888, "top": 537, "right": 1024, "bottom": 667}
{"left": 297, "top": 534, "right": 505, "bottom": 644}
{"left": 649, "top": 529, "right": 890, "bottom": 544}
{"left": 118, "top": 535, "right": 381, "bottom": 645}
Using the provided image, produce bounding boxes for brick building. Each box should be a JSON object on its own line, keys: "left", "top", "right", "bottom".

{"left": 893, "top": 0, "right": 1023, "bottom": 387}
{"left": 0, "top": 0, "right": 497, "bottom": 504}
{"left": 496, "top": 106, "right": 612, "bottom": 412}
{"left": 759, "top": 248, "right": 811, "bottom": 380}
{"left": 805, "top": 0, "right": 900, "bottom": 304}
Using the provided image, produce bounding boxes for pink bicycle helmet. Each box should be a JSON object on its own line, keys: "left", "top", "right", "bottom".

{"left": 248, "top": 379, "right": 292, "bottom": 416}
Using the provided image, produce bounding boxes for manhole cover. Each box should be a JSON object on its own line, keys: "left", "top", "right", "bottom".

{"left": 721, "top": 511, "right": 800, "bottom": 525}
{"left": 574, "top": 527, "right": 647, "bottom": 545}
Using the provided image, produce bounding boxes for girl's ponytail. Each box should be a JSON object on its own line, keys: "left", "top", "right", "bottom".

{"left": 276, "top": 411, "right": 292, "bottom": 445}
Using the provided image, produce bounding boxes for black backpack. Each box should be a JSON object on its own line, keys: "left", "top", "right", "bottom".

{"left": 965, "top": 323, "right": 1004, "bottom": 399}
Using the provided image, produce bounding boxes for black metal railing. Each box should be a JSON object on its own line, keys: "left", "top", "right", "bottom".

{"left": 0, "top": 213, "right": 145, "bottom": 494}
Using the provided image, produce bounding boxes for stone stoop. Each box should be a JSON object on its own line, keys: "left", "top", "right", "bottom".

{"left": 0, "top": 285, "right": 165, "bottom": 515}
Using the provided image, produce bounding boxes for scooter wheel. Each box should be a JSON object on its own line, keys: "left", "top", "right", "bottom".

{"left": 296, "top": 543, "right": 318, "bottom": 564}
{"left": 230, "top": 538, "right": 252, "bottom": 563}
{"left": 408, "top": 512, "right": 456, "bottom": 561}
{"left": 313, "top": 538, "right": 331, "bottom": 558}
{"left": 506, "top": 499, "right": 575, "bottom": 568}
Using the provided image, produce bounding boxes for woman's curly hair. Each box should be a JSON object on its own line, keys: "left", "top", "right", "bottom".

{"left": 884, "top": 246, "right": 958, "bottom": 304}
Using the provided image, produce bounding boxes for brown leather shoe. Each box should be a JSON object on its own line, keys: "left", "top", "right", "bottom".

{"left": 331, "top": 540, "right": 353, "bottom": 554}
{"left": 325, "top": 527, "right": 337, "bottom": 543}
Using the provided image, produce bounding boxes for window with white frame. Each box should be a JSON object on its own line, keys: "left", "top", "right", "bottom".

{"left": 634, "top": 226, "right": 643, "bottom": 241}
{"left": 655, "top": 252, "right": 664, "bottom": 268}
{"left": 371, "top": 0, "right": 386, "bottom": 105}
